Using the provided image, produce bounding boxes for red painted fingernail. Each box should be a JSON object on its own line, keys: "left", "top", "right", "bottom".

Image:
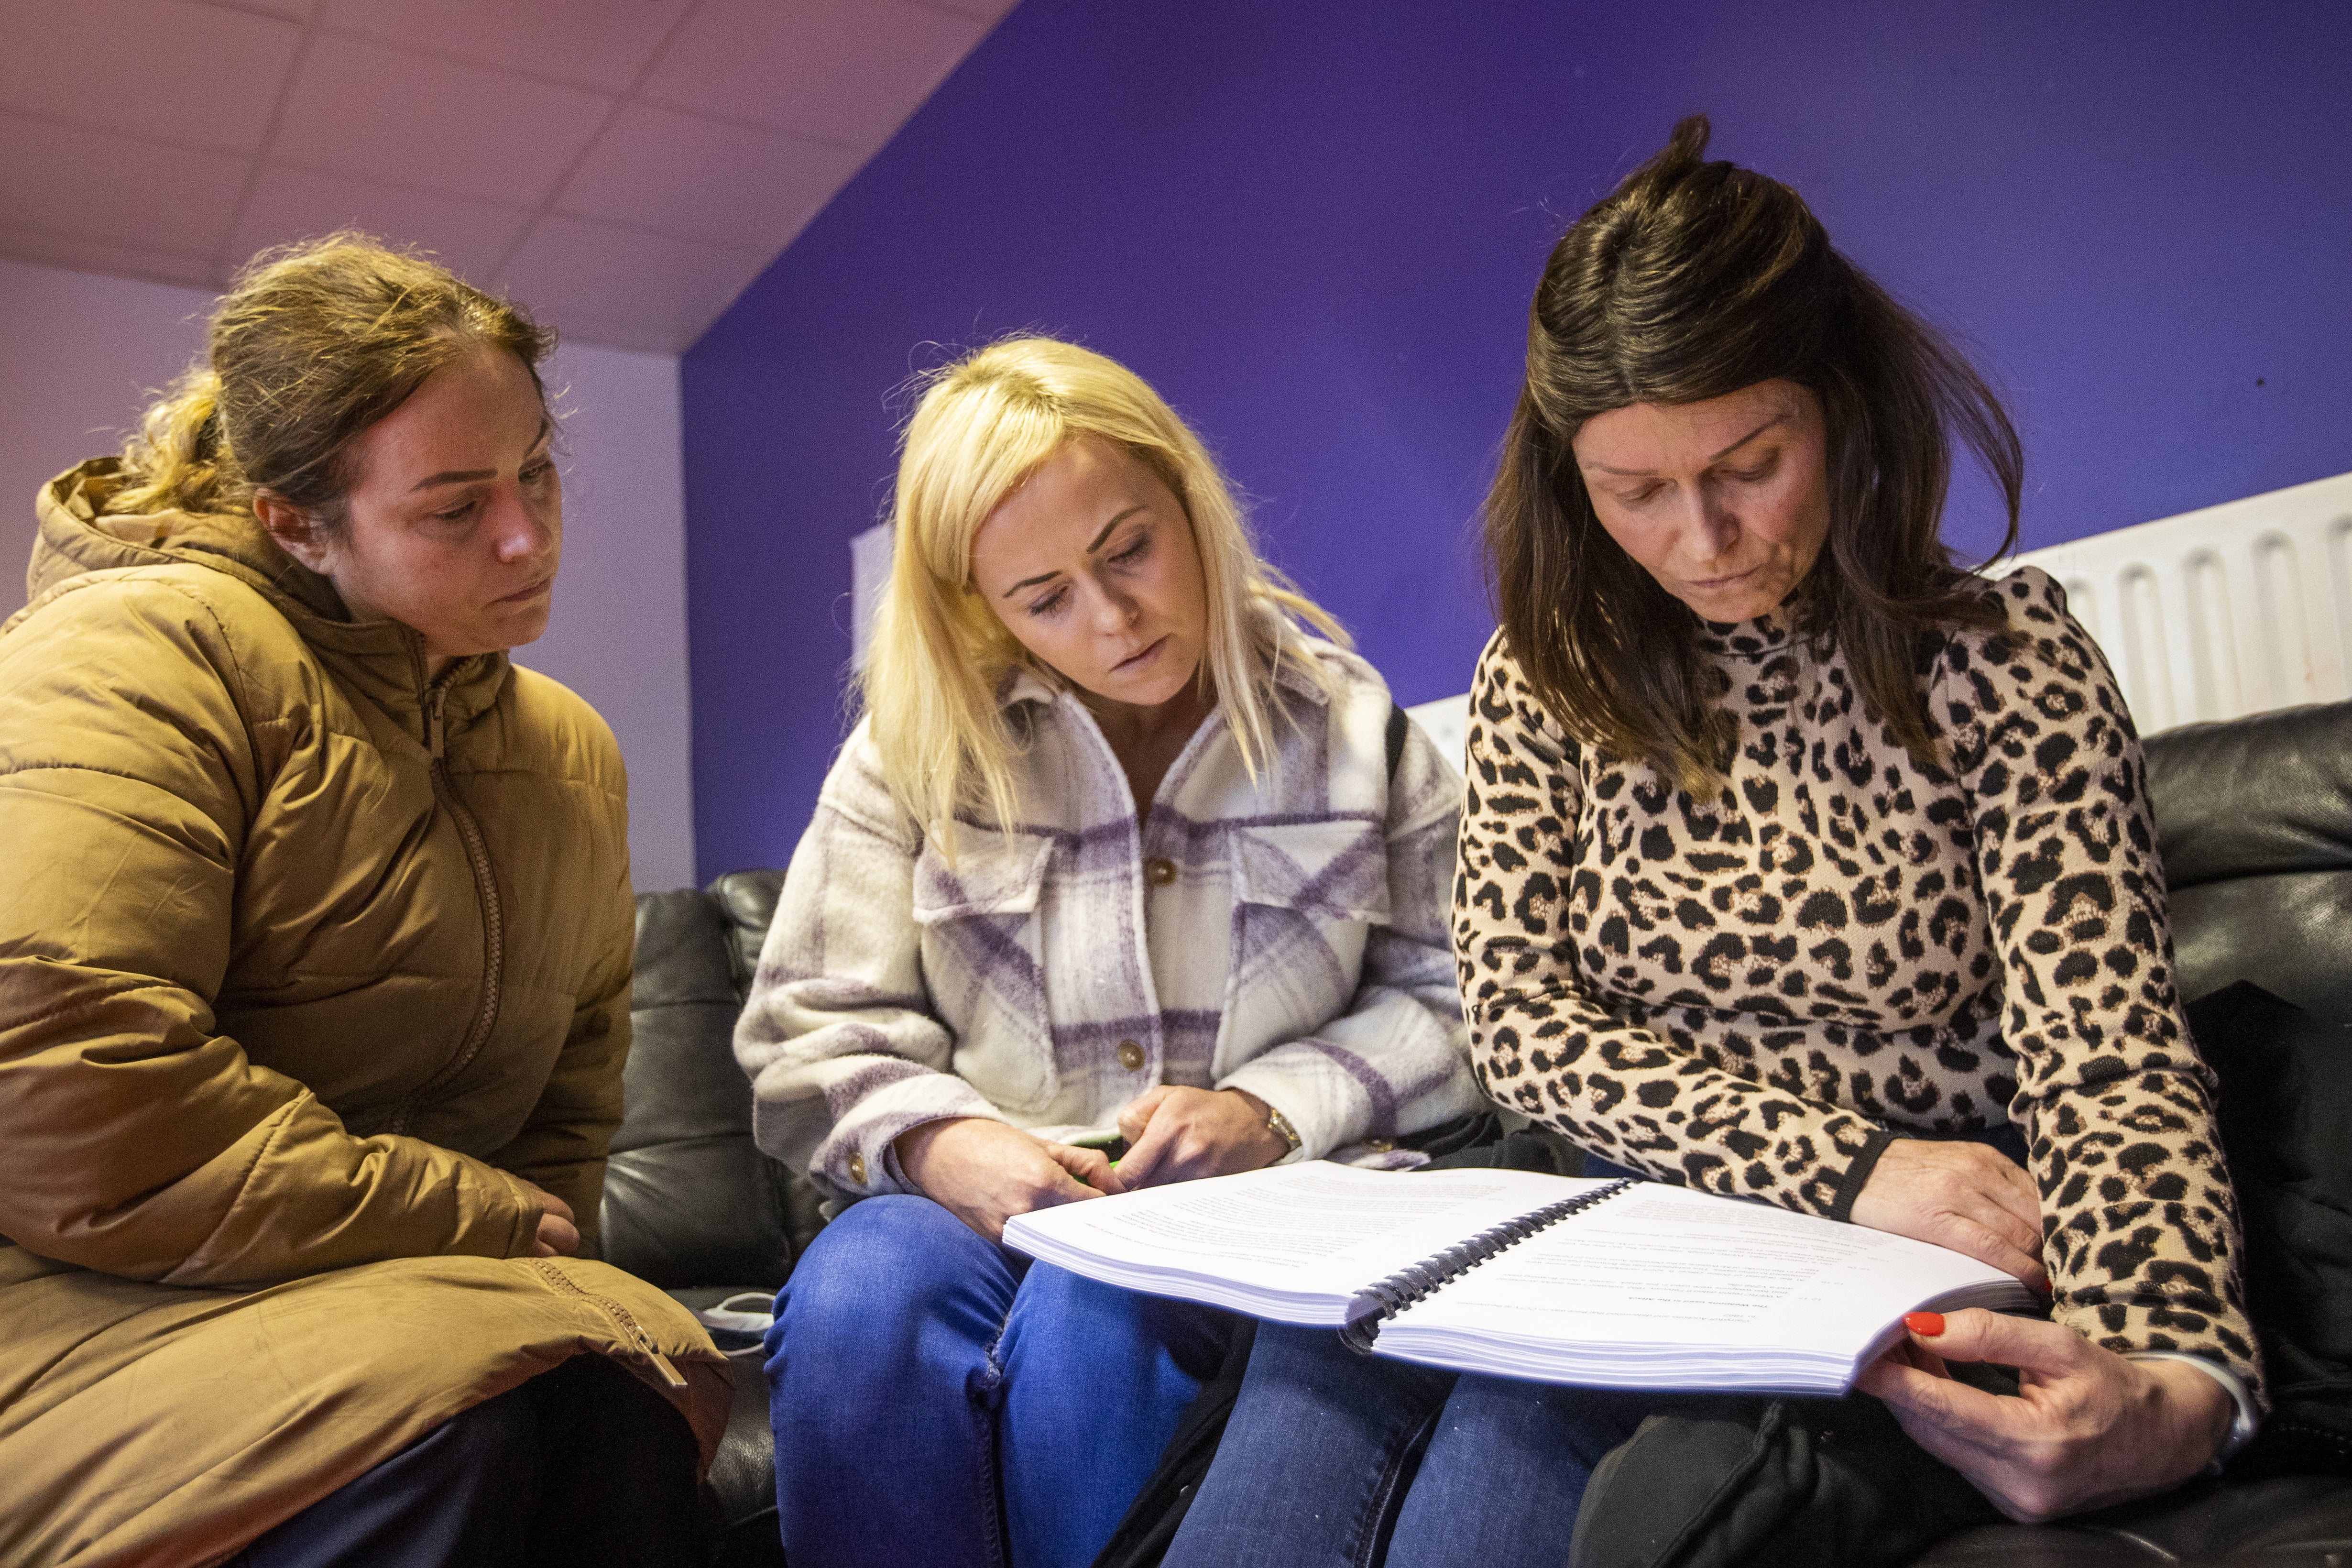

{"left": 1904, "top": 1311, "right": 1946, "bottom": 1337}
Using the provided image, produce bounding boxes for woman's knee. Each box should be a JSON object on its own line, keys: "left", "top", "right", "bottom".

{"left": 1002, "top": 1265, "right": 1231, "bottom": 1383}
{"left": 426, "top": 1380, "right": 539, "bottom": 1470}
{"left": 776, "top": 1197, "right": 995, "bottom": 1327}
{"left": 769, "top": 1195, "right": 1020, "bottom": 1394}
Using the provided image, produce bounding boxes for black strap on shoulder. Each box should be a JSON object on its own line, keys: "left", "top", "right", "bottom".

{"left": 1385, "top": 701, "right": 1408, "bottom": 783}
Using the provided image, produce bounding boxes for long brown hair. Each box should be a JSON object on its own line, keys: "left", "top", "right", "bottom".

{"left": 1487, "top": 115, "right": 2022, "bottom": 785}
{"left": 114, "top": 232, "right": 553, "bottom": 537}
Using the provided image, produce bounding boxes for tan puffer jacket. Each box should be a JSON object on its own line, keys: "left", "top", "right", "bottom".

{"left": 0, "top": 461, "right": 730, "bottom": 1568}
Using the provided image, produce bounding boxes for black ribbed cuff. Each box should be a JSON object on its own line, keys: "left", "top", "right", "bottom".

{"left": 1828, "top": 1127, "right": 1900, "bottom": 1224}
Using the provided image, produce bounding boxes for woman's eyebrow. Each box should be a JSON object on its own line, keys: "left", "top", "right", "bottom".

{"left": 407, "top": 418, "right": 555, "bottom": 493}
{"left": 1000, "top": 505, "right": 1149, "bottom": 597}
{"left": 1707, "top": 412, "right": 1789, "bottom": 461}
{"left": 1085, "top": 505, "right": 1146, "bottom": 553}
{"left": 1586, "top": 412, "right": 1791, "bottom": 476}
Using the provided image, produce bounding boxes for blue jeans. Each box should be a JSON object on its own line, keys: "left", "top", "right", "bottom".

{"left": 766, "top": 1194, "right": 1230, "bottom": 1568}
{"left": 1165, "top": 1156, "right": 1659, "bottom": 1568}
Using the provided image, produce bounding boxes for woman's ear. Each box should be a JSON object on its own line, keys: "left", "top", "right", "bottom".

{"left": 252, "top": 489, "right": 332, "bottom": 572}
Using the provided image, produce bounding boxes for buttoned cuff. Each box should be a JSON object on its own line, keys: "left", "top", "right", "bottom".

{"left": 1216, "top": 1063, "right": 1344, "bottom": 1162}
{"left": 820, "top": 1076, "right": 1003, "bottom": 1197}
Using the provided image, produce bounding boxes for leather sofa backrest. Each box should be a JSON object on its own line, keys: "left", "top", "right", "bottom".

{"left": 2146, "top": 699, "right": 2352, "bottom": 1021}
{"left": 709, "top": 870, "right": 787, "bottom": 991}
{"left": 603, "top": 872, "right": 823, "bottom": 1289}
{"left": 594, "top": 699, "right": 2352, "bottom": 1294}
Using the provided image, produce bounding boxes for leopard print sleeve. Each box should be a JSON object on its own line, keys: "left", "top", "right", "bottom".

{"left": 1943, "top": 568, "right": 2264, "bottom": 1398}
{"left": 1453, "top": 631, "right": 1887, "bottom": 1214}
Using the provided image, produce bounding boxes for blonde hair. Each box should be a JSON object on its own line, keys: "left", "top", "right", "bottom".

{"left": 113, "top": 232, "right": 552, "bottom": 531}
{"left": 864, "top": 336, "right": 1347, "bottom": 848}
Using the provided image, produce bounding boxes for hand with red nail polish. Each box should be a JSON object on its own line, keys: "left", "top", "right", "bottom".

{"left": 1858, "top": 1307, "right": 2235, "bottom": 1523}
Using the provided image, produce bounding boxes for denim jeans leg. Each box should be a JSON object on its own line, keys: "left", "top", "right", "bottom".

{"left": 996, "top": 1265, "right": 1233, "bottom": 1568}
{"left": 1164, "top": 1322, "right": 1457, "bottom": 1568}
{"left": 766, "top": 1196, "right": 1028, "bottom": 1568}
{"left": 1385, "top": 1376, "right": 1652, "bottom": 1568}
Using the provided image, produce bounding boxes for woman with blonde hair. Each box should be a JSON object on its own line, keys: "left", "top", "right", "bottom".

{"left": 735, "top": 335, "right": 1479, "bottom": 1568}
{"left": 0, "top": 236, "right": 728, "bottom": 1567}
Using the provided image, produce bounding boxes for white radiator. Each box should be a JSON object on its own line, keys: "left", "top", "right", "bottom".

{"left": 1993, "top": 470, "right": 2352, "bottom": 734}
{"left": 1405, "top": 468, "right": 2352, "bottom": 764}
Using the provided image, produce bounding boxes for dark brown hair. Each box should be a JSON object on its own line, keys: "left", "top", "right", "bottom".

{"left": 1487, "top": 115, "right": 2021, "bottom": 785}
{"left": 115, "top": 232, "right": 554, "bottom": 537}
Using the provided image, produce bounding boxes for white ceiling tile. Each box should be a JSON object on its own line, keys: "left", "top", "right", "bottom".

{"left": 0, "top": 222, "right": 225, "bottom": 290}
{"left": 223, "top": 163, "right": 534, "bottom": 285}
{"left": 641, "top": 0, "right": 988, "bottom": 153}
{"left": 554, "top": 103, "right": 862, "bottom": 254}
{"left": 0, "top": 0, "right": 302, "bottom": 154}
{"left": 498, "top": 216, "right": 767, "bottom": 353}
{"left": 316, "top": 0, "right": 695, "bottom": 94}
{"left": 0, "top": 111, "right": 251, "bottom": 258}
{"left": 271, "top": 33, "right": 615, "bottom": 206}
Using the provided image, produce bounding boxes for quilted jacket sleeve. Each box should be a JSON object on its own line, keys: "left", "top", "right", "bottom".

{"left": 485, "top": 850, "right": 635, "bottom": 1260}
{"left": 0, "top": 577, "right": 538, "bottom": 1286}
{"left": 1453, "top": 632, "right": 1888, "bottom": 1212}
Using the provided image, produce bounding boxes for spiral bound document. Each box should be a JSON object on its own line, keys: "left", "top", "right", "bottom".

{"left": 1005, "top": 1162, "right": 2038, "bottom": 1394}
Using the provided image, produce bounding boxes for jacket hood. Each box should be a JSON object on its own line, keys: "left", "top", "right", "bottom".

{"left": 15, "top": 458, "right": 507, "bottom": 734}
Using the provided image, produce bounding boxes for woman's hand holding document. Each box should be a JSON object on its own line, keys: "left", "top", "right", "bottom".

{"left": 1002, "top": 1163, "right": 2037, "bottom": 1395}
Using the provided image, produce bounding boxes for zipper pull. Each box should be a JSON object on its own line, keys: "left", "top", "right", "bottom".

{"left": 424, "top": 684, "right": 448, "bottom": 759}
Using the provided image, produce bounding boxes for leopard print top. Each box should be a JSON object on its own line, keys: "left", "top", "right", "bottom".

{"left": 1454, "top": 567, "right": 2263, "bottom": 1395}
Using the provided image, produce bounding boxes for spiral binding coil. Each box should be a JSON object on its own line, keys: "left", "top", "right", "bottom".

{"left": 1337, "top": 1177, "right": 1637, "bottom": 1355}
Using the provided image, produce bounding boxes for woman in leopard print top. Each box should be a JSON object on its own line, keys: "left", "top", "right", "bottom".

{"left": 1458, "top": 561, "right": 2263, "bottom": 1398}
{"left": 1161, "top": 116, "right": 2259, "bottom": 1568}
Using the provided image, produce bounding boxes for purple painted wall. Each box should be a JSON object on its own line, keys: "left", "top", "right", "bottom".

{"left": 680, "top": 0, "right": 2352, "bottom": 884}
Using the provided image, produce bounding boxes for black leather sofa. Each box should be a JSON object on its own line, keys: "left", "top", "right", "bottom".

{"left": 602, "top": 870, "right": 810, "bottom": 1568}
{"left": 602, "top": 703, "right": 2352, "bottom": 1568}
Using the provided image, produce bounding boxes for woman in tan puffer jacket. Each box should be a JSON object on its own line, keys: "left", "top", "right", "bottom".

{"left": 0, "top": 237, "right": 728, "bottom": 1568}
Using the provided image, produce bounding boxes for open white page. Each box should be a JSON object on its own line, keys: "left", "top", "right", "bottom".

{"left": 1377, "top": 1182, "right": 2035, "bottom": 1392}
{"left": 1005, "top": 1163, "right": 1610, "bottom": 1324}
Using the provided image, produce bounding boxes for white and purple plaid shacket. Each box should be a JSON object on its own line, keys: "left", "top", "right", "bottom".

{"left": 733, "top": 635, "right": 1478, "bottom": 1201}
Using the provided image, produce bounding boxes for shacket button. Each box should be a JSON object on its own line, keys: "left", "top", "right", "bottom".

{"left": 1145, "top": 856, "right": 1177, "bottom": 887}
{"left": 1117, "top": 1040, "right": 1147, "bottom": 1071}
{"left": 847, "top": 1151, "right": 868, "bottom": 1185}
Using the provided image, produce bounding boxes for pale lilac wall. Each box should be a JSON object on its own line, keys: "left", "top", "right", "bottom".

{"left": 516, "top": 341, "right": 699, "bottom": 892}
{"left": 0, "top": 258, "right": 211, "bottom": 594}
{"left": 0, "top": 258, "right": 699, "bottom": 889}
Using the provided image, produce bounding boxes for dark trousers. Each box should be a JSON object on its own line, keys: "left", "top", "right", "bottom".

{"left": 233, "top": 1353, "right": 703, "bottom": 1568}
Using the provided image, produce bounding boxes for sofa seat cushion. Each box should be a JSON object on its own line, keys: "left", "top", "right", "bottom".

{"left": 1912, "top": 1474, "right": 2352, "bottom": 1564}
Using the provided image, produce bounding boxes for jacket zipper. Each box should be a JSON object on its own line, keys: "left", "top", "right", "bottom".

{"left": 528, "top": 1258, "right": 690, "bottom": 1389}
{"left": 389, "top": 674, "right": 506, "bottom": 1135}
